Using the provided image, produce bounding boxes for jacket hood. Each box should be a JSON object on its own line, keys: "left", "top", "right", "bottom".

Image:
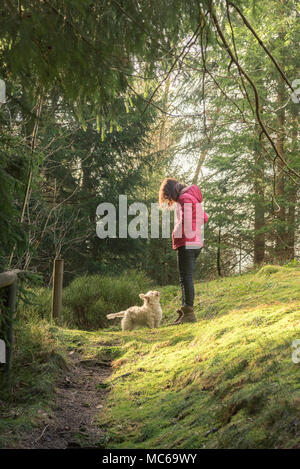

{"left": 179, "top": 185, "right": 203, "bottom": 203}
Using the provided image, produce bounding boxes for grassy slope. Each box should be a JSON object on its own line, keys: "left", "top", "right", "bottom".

{"left": 0, "top": 321, "right": 67, "bottom": 448}
{"left": 89, "top": 264, "right": 300, "bottom": 449}
{"left": 1, "top": 264, "right": 299, "bottom": 448}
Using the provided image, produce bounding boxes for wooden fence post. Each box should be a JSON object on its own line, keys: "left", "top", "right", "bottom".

{"left": 51, "top": 258, "right": 64, "bottom": 321}
{"left": 5, "top": 280, "right": 17, "bottom": 374}
{"left": 0, "top": 270, "right": 21, "bottom": 376}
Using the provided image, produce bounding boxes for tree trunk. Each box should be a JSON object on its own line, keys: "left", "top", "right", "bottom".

{"left": 193, "top": 150, "right": 208, "bottom": 184}
{"left": 8, "top": 91, "right": 43, "bottom": 268}
{"left": 193, "top": 107, "right": 220, "bottom": 185}
{"left": 158, "top": 75, "right": 171, "bottom": 153}
{"left": 274, "top": 73, "right": 286, "bottom": 262}
{"left": 217, "top": 226, "right": 222, "bottom": 276}
{"left": 286, "top": 188, "right": 296, "bottom": 260}
{"left": 285, "top": 116, "right": 298, "bottom": 260}
{"left": 253, "top": 149, "right": 265, "bottom": 265}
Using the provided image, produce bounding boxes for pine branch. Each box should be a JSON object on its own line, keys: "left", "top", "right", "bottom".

{"left": 141, "top": 24, "right": 202, "bottom": 116}
{"left": 9, "top": 93, "right": 44, "bottom": 267}
{"left": 225, "top": 1, "right": 256, "bottom": 118}
{"left": 209, "top": 2, "right": 300, "bottom": 181}
{"left": 228, "top": 1, "right": 296, "bottom": 94}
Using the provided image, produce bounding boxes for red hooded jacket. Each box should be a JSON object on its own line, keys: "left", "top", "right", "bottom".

{"left": 172, "top": 185, "right": 208, "bottom": 250}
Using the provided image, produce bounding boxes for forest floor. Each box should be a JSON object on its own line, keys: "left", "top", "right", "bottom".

{"left": 1, "top": 263, "right": 300, "bottom": 449}
{"left": 0, "top": 328, "right": 117, "bottom": 449}
{"left": 19, "top": 351, "right": 111, "bottom": 449}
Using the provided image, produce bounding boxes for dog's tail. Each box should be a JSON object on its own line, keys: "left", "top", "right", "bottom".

{"left": 107, "top": 311, "right": 126, "bottom": 320}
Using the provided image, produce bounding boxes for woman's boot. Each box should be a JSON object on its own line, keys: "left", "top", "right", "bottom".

{"left": 173, "top": 308, "right": 184, "bottom": 324}
{"left": 177, "top": 306, "right": 196, "bottom": 323}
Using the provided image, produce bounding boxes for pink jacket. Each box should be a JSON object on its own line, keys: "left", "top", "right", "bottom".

{"left": 172, "top": 185, "right": 208, "bottom": 250}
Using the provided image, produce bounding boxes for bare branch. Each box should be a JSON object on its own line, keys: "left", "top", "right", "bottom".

{"left": 209, "top": 2, "right": 300, "bottom": 181}
{"left": 228, "top": 1, "right": 296, "bottom": 94}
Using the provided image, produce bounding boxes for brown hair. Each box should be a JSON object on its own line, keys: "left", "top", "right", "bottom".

{"left": 158, "top": 178, "right": 186, "bottom": 207}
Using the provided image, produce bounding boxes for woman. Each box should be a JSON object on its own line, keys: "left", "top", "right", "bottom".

{"left": 159, "top": 178, "right": 208, "bottom": 324}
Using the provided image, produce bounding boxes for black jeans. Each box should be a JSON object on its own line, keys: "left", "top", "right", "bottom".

{"left": 177, "top": 246, "right": 202, "bottom": 307}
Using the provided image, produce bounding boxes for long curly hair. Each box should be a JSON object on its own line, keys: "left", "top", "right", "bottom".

{"left": 158, "top": 178, "right": 186, "bottom": 207}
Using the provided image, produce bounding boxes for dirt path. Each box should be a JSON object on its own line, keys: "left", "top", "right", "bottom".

{"left": 20, "top": 352, "right": 111, "bottom": 449}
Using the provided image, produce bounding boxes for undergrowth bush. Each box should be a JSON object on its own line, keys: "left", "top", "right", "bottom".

{"left": 0, "top": 320, "right": 65, "bottom": 404}
{"left": 0, "top": 320, "right": 66, "bottom": 447}
{"left": 284, "top": 259, "right": 300, "bottom": 268}
{"left": 257, "top": 265, "right": 281, "bottom": 276}
{"left": 62, "top": 270, "right": 153, "bottom": 330}
{"left": 17, "top": 288, "right": 52, "bottom": 323}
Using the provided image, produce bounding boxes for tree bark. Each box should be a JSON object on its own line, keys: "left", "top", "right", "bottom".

{"left": 274, "top": 73, "right": 286, "bottom": 262}
{"left": 193, "top": 150, "right": 208, "bottom": 185}
{"left": 253, "top": 149, "right": 265, "bottom": 265}
{"left": 285, "top": 116, "right": 298, "bottom": 260}
{"left": 193, "top": 107, "right": 220, "bottom": 185}
{"left": 217, "top": 226, "right": 222, "bottom": 276}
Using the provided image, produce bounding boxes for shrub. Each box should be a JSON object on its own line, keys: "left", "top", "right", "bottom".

{"left": 0, "top": 320, "right": 65, "bottom": 404}
{"left": 17, "top": 288, "right": 52, "bottom": 323}
{"left": 62, "top": 270, "right": 153, "bottom": 330}
{"left": 257, "top": 265, "right": 281, "bottom": 276}
{"left": 284, "top": 259, "right": 300, "bottom": 268}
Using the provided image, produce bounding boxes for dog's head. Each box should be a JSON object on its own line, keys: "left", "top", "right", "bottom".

{"left": 139, "top": 290, "right": 160, "bottom": 305}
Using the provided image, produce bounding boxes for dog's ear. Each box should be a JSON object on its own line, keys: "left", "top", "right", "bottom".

{"left": 140, "top": 293, "right": 150, "bottom": 303}
{"left": 140, "top": 293, "right": 150, "bottom": 302}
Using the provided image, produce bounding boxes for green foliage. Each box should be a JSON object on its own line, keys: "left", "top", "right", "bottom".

{"left": 2, "top": 263, "right": 300, "bottom": 448}
{"left": 0, "top": 112, "right": 29, "bottom": 269}
{"left": 8, "top": 91, "right": 162, "bottom": 282}
{"left": 0, "top": 289, "right": 8, "bottom": 335}
{"left": 90, "top": 264, "right": 300, "bottom": 449}
{"left": 171, "top": 0, "right": 300, "bottom": 273}
{"left": 257, "top": 265, "right": 281, "bottom": 276}
{"left": 17, "top": 288, "right": 52, "bottom": 323}
{"left": 0, "top": 0, "right": 199, "bottom": 119}
{"left": 284, "top": 259, "right": 300, "bottom": 269}
{"left": 0, "top": 320, "right": 66, "bottom": 448}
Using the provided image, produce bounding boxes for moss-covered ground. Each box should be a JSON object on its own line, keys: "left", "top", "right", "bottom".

{"left": 1, "top": 264, "right": 299, "bottom": 448}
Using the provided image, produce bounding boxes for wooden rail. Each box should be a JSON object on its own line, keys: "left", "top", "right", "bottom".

{"left": 51, "top": 259, "right": 64, "bottom": 320}
{"left": 0, "top": 269, "right": 21, "bottom": 374}
{"left": 0, "top": 261, "right": 64, "bottom": 375}
{"left": 0, "top": 269, "right": 21, "bottom": 289}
